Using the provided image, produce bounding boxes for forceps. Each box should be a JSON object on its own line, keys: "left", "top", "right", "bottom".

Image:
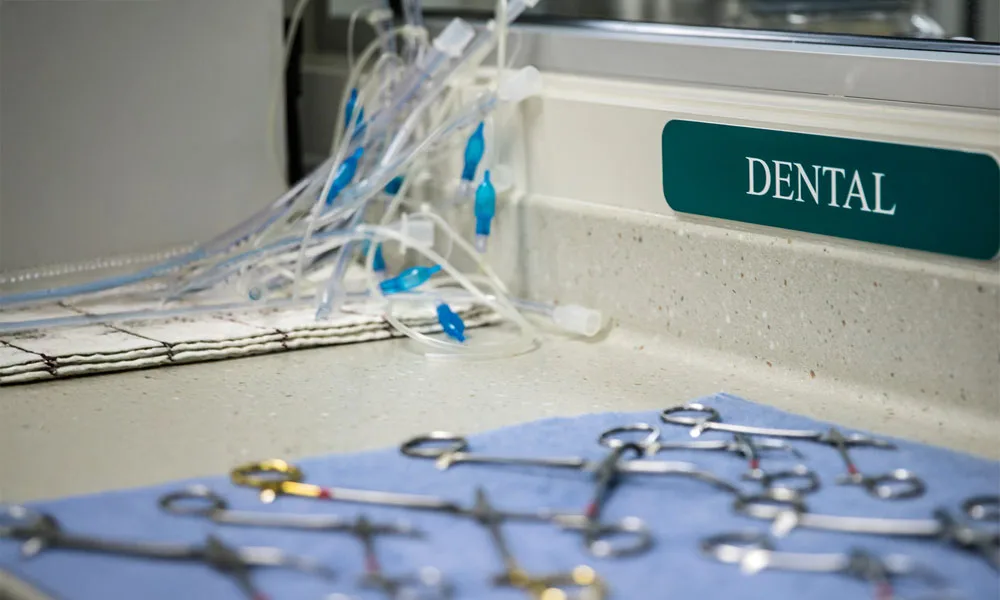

{"left": 400, "top": 433, "right": 653, "bottom": 556}
{"left": 598, "top": 424, "right": 820, "bottom": 495}
{"left": 826, "top": 428, "right": 925, "bottom": 500}
{"left": 734, "top": 489, "right": 1000, "bottom": 569}
{"left": 701, "top": 531, "right": 954, "bottom": 600}
{"left": 230, "top": 460, "right": 610, "bottom": 599}
{"left": 473, "top": 487, "right": 606, "bottom": 600}
{"left": 661, "top": 403, "right": 924, "bottom": 500}
{"left": 400, "top": 432, "right": 766, "bottom": 554}
{"left": 159, "top": 486, "right": 449, "bottom": 600}
{"left": 0, "top": 504, "right": 334, "bottom": 600}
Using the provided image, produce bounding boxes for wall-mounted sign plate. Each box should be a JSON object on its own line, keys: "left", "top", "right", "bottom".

{"left": 661, "top": 120, "right": 1000, "bottom": 260}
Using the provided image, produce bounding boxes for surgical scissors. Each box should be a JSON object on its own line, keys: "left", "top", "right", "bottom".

{"left": 230, "top": 459, "right": 612, "bottom": 599}
{"left": 598, "top": 424, "right": 820, "bottom": 495}
{"left": 0, "top": 504, "right": 334, "bottom": 600}
{"left": 661, "top": 403, "right": 924, "bottom": 500}
{"left": 701, "top": 531, "right": 954, "bottom": 600}
{"left": 734, "top": 489, "right": 1000, "bottom": 570}
{"left": 159, "top": 486, "right": 450, "bottom": 600}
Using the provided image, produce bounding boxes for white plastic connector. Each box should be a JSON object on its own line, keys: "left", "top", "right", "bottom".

{"left": 552, "top": 304, "right": 603, "bottom": 337}
{"left": 394, "top": 216, "right": 436, "bottom": 248}
{"left": 506, "top": 0, "right": 541, "bottom": 23}
{"left": 366, "top": 8, "right": 394, "bottom": 26}
{"left": 498, "top": 66, "right": 543, "bottom": 103}
{"left": 433, "top": 18, "right": 476, "bottom": 58}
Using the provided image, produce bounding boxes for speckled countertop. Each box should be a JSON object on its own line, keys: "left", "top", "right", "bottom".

{"left": 2, "top": 321, "right": 993, "bottom": 504}
{"left": 4, "top": 191, "right": 999, "bottom": 502}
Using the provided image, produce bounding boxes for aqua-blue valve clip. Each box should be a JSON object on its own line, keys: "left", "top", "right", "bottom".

{"left": 360, "top": 240, "right": 387, "bottom": 275}
{"left": 325, "top": 147, "right": 365, "bottom": 206}
{"left": 384, "top": 176, "right": 404, "bottom": 196}
{"left": 461, "top": 122, "right": 486, "bottom": 182}
{"left": 474, "top": 170, "right": 496, "bottom": 253}
{"left": 344, "top": 88, "right": 359, "bottom": 132}
{"left": 436, "top": 303, "right": 466, "bottom": 342}
{"left": 379, "top": 264, "right": 441, "bottom": 295}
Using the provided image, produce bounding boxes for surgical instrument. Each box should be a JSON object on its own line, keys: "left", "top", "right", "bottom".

{"left": 399, "top": 432, "right": 760, "bottom": 554}
{"left": 0, "top": 504, "right": 334, "bottom": 600}
{"left": 159, "top": 486, "right": 449, "bottom": 600}
{"left": 827, "top": 428, "right": 925, "bottom": 500}
{"left": 660, "top": 403, "right": 894, "bottom": 447}
{"left": 701, "top": 531, "right": 954, "bottom": 600}
{"left": 660, "top": 403, "right": 923, "bottom": 500}
{"left": 472, "top": 487, "right": 605, "bottom": 600}
{"left": 598, "top": 424, "right": 820, "bottom": 495}
{"left": 229, "top": 459, "right": 611, "bottom": 599}
{"left": 743, "top": 465, "right": 821, "bottom": 496}
{"left": 734, "top": 489, "right": 1000, "bottom": 569}
{"left": 400, "top": 432, "right": 650, "bottom": 556}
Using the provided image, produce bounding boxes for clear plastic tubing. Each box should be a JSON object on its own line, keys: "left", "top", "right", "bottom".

{"left": 364, "top": 19, "right": 475, "bottom": 155}
{"left": 309, "top": 90, "right": 501, "bottom": 236}
{"left": 314, "top": 205, "right": 370, "bottom": 319}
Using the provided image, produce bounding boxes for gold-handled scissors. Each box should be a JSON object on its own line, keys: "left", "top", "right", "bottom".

{"left": 231, "top": 459, "right": 608, "bottom": 599}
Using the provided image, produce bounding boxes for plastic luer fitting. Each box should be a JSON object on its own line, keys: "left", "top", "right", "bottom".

{"left": 461, "top": 122, "right": 485, "bottom": 182}
{"left": 552, "top": 304, "right": 603, "bottom": 337}
{"left": 506, "top": 0, "right": 541, "bottom": 22}
{"left": 379, "top": 265, "right": 441, "bottom": 295}
{"left": 498, "top": 66, "right": 543, "bottom": 103}
{"left": 474, "top": 170, "right": 496, "bottom": 253}
{"left": 436, "top": 302, "right": 467, "bottom": 342}
{"left": 433, "top": 18, "right": 476, "bottom": 58}
{"left": 326, "top": 147, "right": 365, "bottom": 206}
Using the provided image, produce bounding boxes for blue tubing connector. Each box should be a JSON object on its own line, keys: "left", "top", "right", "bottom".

{"left": 360, "top": 241, "right": 387, "bottom": 274}
{"left": 372, "top": 243, "right": 386, "bottom": 273}
{"left": 344, "top": 88, "right": 359, "bottom": 132}
{"left": 379, "top": 264, "right": 441, "bottom": 295}
{"left": 474, "top": 170, "right": 496, "bottom": 253}
{"left": 461, "top": 122, "right": 485, "bottom": 182}
{"left": 326, "top": 147, "right": 365, "bottom": 206}
{"left": 384, "top": 176, "right": 404, "bottom": 196}
{"left": 436, "top": 303, "right": 467, "bottom": 342}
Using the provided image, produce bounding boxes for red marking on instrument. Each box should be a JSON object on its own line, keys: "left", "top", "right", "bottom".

{"left": 749, "top": 459, "right": 760, "bottom": 470}
{"left": 365, "top": 554, "right": 380, "bottom": 574}
{"left": 317, "top": 489, "right": 333, "bottom": 499}
{"left": 847, "top": 464, "right": 859, "bottom": 475}
{"left": 585, "top": 502, "right": 599, "bottom": 519}
{"left": 874, "top": 582, "right": 893, "bottom": 600}
{"left": 253, "top": 594, "right": 270, "bottom": 600}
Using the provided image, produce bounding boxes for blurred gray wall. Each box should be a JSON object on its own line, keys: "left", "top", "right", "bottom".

{"left": 0, "top": 0, "right": 285, "bottom": 272}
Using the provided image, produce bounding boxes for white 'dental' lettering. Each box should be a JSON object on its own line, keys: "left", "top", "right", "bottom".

{"left": 745, "top": 157, "right": 894, "bottom": 216}
{"left": 746, "top": 157, "right": 771, "bottom": 196}
{"left": 772, "top": 161, "right": 795, "bottom": 200}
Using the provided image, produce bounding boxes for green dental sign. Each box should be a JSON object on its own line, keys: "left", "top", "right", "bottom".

{"left": 661, "top": 120, "right": 1000, "bottom": 260}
